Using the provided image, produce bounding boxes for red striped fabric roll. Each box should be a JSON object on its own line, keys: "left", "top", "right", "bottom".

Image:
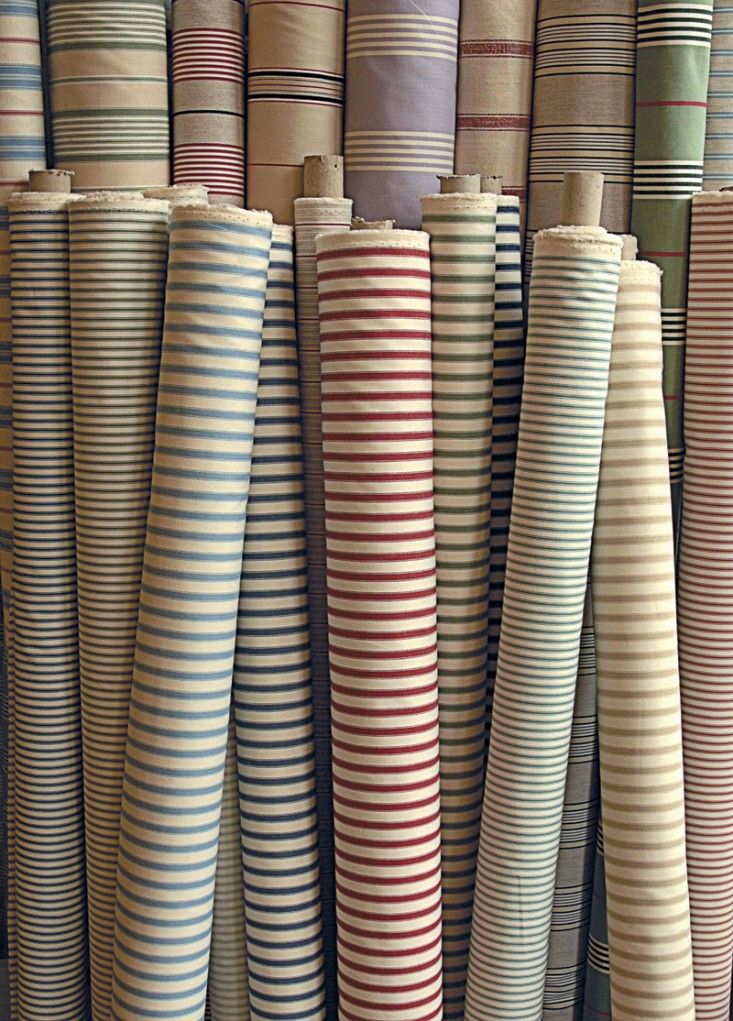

{"left": 315, "top": 228, "right": 443, "bottom": 1021}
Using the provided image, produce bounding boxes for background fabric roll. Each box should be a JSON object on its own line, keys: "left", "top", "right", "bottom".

{"left": 464, "top": 226, "right": 622, "bottom": 1021}
{"left": 247, "top": 0, "right": 345, "bottom": 225}
{"left": 582, "top": 824, "right": 612, "bottom": 1020}
{"left": 704, "top": 1, "right": 733, "bottom": 187}
{"left": 316, "top": 229, "right": 443, "bottom": 1021}
{"left": 46, "top": 0, "right": 170, "bottom": 190}
{"left": 110, "top": 204, "right": 271, "bottom": 1021}
{"left": 172, "top": 0, "right": 245, "bottom": 205}
{"left": 344, "top": 0, "right": 460, "bottom": 229}
{"left": 9, "top": 190, "right": 89, "bottom": 1020}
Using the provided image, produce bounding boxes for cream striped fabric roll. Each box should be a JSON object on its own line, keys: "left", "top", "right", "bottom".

{"left": 68, "top": 192, "right": 169, "bottom": 1021}
{"left": 47, "top": 0, "right": 170, "bottom": 190}
{"left": 316, "top": 229, "right": 443, "bottom": 1021}
{"left": 421, "top": 192, "right": 495, "bottom": 1021}
{"left": 110, "top": 204, "right": 272, "bottom": 1021}
{"left": 234, "top": 224, "right": 326, "bottom": 1021}
{"left": 247, "top": 0, "right": 345, "bottom": 224}
{"left": 464, "top": 226, "right": 622, "bottom": 1021}
{"left": 594, "top": 257, "right": 695, "bottom": 1020}
{"left": 704, "top": 2, "right": 733, "bottom": 187}
{"left": 9, "top": 191, "right": 89, "bottom": 1020}
{"left": 143, "top": 184, "right": 209, "bottom": 205}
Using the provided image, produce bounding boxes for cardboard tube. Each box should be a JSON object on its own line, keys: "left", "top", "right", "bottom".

{"left": 351, "top": 217, "right": 394, "bottom": 230}
{"left": 27, "top": 169, "right": 73, "bottom": 193}
{"left": 620, "top": 234, "right": 638, "bottom": 261}
{"left": 561, "top": 171, "right": 604, "bottom": 227}
{"left": 480, "top": 175, "right": 503, "bottom": 195}
{"left": 438, "top": 174, "right": 481, "bottom": 194}
{"left": 303, "top": 155, "right": 344, "bottom": 199}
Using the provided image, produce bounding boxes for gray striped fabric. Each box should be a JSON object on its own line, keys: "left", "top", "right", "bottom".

{"left": 465, "top": 226, "right": 622, "bottom": 1021}
{"left": 110, "top": 204, "right": 272, "bottom": 1021}
{"left": 582, "top": 824, "right": 611, "bottom": 1021}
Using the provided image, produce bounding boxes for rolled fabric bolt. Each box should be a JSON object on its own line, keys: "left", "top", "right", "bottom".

{"left": 561, "top": 171, "right": 604, "bottom": 228}
{"left": 438, "top": 174, "right": 482, "bottom": 194}
{"left": 351, "top": 217, "right": 394, "bottom": 230}
{"left": 704, "top": 2, "right": 733, "bottom": 189}
{"left": 582, "top": 823, "right": 612, "bottom": 1019}
{"left": 303, "top": 155, "right": 344, "bottom": 200}
{"left": 481, "top": 176, "right": 503, "bottom": 195}
{"left": 143, "top": 184, "right": 209, "bottom": 205}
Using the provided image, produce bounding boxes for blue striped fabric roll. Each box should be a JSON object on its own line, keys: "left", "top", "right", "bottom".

{"left": 110, "top": 203, "right": 272, "bottom": 1021}
{"left": 234, "top": 224, "right": 327, "bottom": 1020}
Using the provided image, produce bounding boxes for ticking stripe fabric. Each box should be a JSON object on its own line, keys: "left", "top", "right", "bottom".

{"left": 234, "top": 223, "right": 327, "bottom": 1021}
{"left": 582, "top": 824, "right": 611, "bottom": 1021}
{"left": 464, "top": 226, "right": 622, "bottom": 1021}
{"left": 679, "top": 191, "right": 733, "bottom": 1020}
{"left": 421, "top": 191, "right": 495, "bottom": 1021}
{"left": 110, "top": 204, "right": 272, "bottom": 1020}
{"left": 631, "top": 0, "right": 714, "bottom": 531}
{"left": 172, "top": 0, "right": 245, "bottom": 205}
{"left": 68, "top": 192, "right": 169, "bottom": 1021}
{"left": 47, "top": 0, "right": 170, "bottom": 190}
{"left": 344, "top": 0, "right": 460, "bottom": 229}
{"left": 315, "top": 229, "right": 443, "bottom": 1021}
{"left": 9, "top": 191, "right": 89, "bottom": 1020}
{"left": 704, "top": 1, "right": 733, "bottom": 187}
{"left": 247, "top": 0, "right": 345, "bottom": 225}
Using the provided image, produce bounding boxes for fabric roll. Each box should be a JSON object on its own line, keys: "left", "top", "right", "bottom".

{"left": 582, "top": 825, "right": 611, "bottom": 1021}
{"left": 247, "top": 0, "right": 345, "bottom": 224}
{"left": 68, "top": 192, "right": 169, "bottom": 1021}
{"left": 143, "top": 184, "right": 209, "bottom": 206}
{"left": 594, "top": 257, "right": 695, "bottom": 1020}
{"left": 315, "top": 229, "right": 443, "bottom": 1021}
{"left": 454, "top": 2, "right": 537, "bottom": 224}
{"left": 9, "top": 190, "right": 89, "bottom": 1020}
{"left": 679, "top": 191, "right": 733, "bottom": 1019}
{"left": 631, "top": 0, "right": 713, "bottom": 531}
{"left": 172, "top": 0, "right": 245, "bottom": 205}
{"left": 110, "top": 204, "right": 272, "bottom": 1021}
{"left": 292, "top": 193, "right": 351, "bottom": 1015}
{"left": 344, "top": 0, "right": 460, "bottom": 229}
{"left": 704, "top": 1, "right": 733, "bottom": 188}
{"left": 464, "top": 226, "right": 622, "bottom": 1021}
{"left": 420, "top": 192, "right": 495, "bottom": 1021}
{"left": 234, "top": 223, "right": 326, "bottom": 1021}
{"left": 46, "top": 0, "right": 170, "bottom": 190}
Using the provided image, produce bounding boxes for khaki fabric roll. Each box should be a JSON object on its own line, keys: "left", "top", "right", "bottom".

{"left": 704, "top": 1, "right": 733, "bottom": 188}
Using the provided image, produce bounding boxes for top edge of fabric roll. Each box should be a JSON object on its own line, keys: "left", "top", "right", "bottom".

{"left": 273, "top": 224, "right": 294, "bottom": 242}
{"left": 497, "top": 194, "right": 521, "bottom": 210}
{"left": 692, "top": 190, "right": 733, "bottom": 206}
{"left": 535, "top": 225, "right": 622, "bottom": 260}
{"left": 421, "top": 193, "right": 498, "bottom": 212}
{"left": 619, "top": 259, "right": 662, "bottom": 284}
{"left": 170, "top": 204, "right": 274, "bottom": 229}
{"left": 315, "top": 228, "right": 429, "bottom": 255}
{"left": 143, "top": 185, "right": 209, "bottom": 202}
{"left": 8, "top": 191, "right": 81, "bottom": 211}
{"left": 71, "top": 192, "right": 169, "bottom": 215}
{"left": 294, "top": 196, "right": 353, "bottom": 210}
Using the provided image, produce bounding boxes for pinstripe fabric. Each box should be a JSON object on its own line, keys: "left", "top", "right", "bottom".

{"left": 464, "top": 226, "right": 622, "bottom": 1021}
{"left": 344, "top": 0, "right": 460, "bottom": 229}
{"left": 421, "top": 192, "right": 495, "bottom": 1021}
{"left": 234, "top": 223, "right": 326, "bottom": 1021}
{"left": 172, "top": 0, "right": 245, "bottom": 206}
{"left": 47, "top": 0, "right": 170, "bottom": 190}
{"left": 247, "top": 0, "right": 345, "bottom": 224}
{"left": 594, "top": 258, "right": 695, "bottom": 1020}
{"left": 315, "top": 229, "right": 444, "bottom": 1021}
{"left": 68, "top": 192, "right": 169, "bottom": 1021}
{"left": 9, "top": 190, "right": 89, "bottom": 1020}
{"left": 631, "top": 0, "right": 713, "bottom": 531}
{"left": 110, "top": 204, "right": 272, "bottom": 1021}
{"left": 582, "top": 824, "right": 611, "bottom": 1021}
{"left": 704, "top": 2, "right": 733, "bottom": 187}
{"left": 679, "top": 190, "right": 733, "bottom": 1020}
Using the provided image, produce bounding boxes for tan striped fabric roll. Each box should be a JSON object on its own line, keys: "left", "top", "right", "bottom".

{"left": 143, "top": 184, "right": 209, "bottom": 205}
{"left": 593, "top": 258, "right": 695, "bottom": 1020}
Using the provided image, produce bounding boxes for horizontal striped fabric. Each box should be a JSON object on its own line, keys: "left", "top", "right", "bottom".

{"left": 582, "top": 823, "right": 611, "bottom": 1020}
{"left": 233, "top": 223, "right": 326, "bottom": 1021}
{"left": 247, "top": 0, "right": 345, "bottom": 224}
{"left": 9, "top": 191, "right": 89, "bottom": 1020}
{"left": 704, "top": 1, "right": 733, "bottom": 187}
{"left": 465, "top": 226, "right": 622, "bottom": 1021}
{"left": 594, "top": 258, "right": 695, "bottom": 1020}
{"left": 172, "top": 0, "right": 245, "bottom": 205}
{"left": 110, "top": 204, "right": 272, "bottom": 1021}
{"left": 344, "top": 0, "right": 460, "bottom": 229}
{"left": 679, "top": 191, "right": 733, "bottom": 1020}
{"left": 68, "top": 192, "right": 169, "bottom": 1021}
{"left": 315, "top": 228, "right": 444, "bottom": 1021}
{"left": 47, "top": 0, "right": 170, "bottom": 190}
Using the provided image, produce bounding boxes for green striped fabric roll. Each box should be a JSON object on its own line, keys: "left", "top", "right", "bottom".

{"left": 68, "top": 192, "right": 170, "bottom": 1021}
{"left": 464, "top": 226, "right": 622, "bottom": 1021}
{"left": 582, "top": 824, "right": 611, "bottom": 1021}
{"left": 110, "top": 204, "right": 272, "bottom": 1021}
{"left": 421, "top": 191, "right": 496, "bottom": 1021}
{"left": 9, "top": 191, "right": 89, "bottom": 1020}
{"left": 631, "top": 0, "right": 714, "bottom": 530}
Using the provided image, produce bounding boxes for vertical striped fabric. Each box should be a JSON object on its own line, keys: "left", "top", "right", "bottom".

{"left": 454, "top": 2, "right": 537, "bottom": 224}
{"left": 704, "top": 1, "right": 733, "bottom": 187}
{"left": 68, "top": 192, "right": 169, "bottom": 1021}
{"left": 233, "top": 223, "right": 326, "bottom": 1021}
{"left": 172, "top": 0, "right": 245, "bottom": 205}
{"left": 247, "top": 0, "right": 345, "bottom": 225}
{"left": 679, "top": 190, "right": 733, "bottom": 1020}
{"left": 344, "top": 0, "right": 460, "bottom": 229}
{"left": 631, "top": 0, "right": 713, "bottom": 531}
{"left": 582, "top": 824, "right": 611, "bottom": 1021}
{"left": 9, "top": 190, "right": 89, "bottom": 1021}
{"left": 47, "top": 0, "right": 170, "bottom": 190}
{"left": 465, "top": 226, "right": 622, "bottom": 1021}
{"left": 110, "top": 204, "right": 272, "bottom": 1021}
{"left": 594, "top": 258, "right": 695, "bottom": 1020}
{"left": 315, "top": 229, "right": 444, "bottom": 1021}
{"left": 420, "top": 191, "right": 496, "bottom": 1021}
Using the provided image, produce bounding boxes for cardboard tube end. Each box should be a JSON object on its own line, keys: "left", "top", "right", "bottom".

{"left": 28, "top": 169, "right": 74, "bottom": 193}
{"left": 303, "top": 155, "right": 344, "bottom": 199}
{"left": 438, "top": 174, "right": 481, "bottom": 194}
{"left": 561, "top": 171, "right": 604, "bottom": 227}
{"left": 351, "top": 216, "right": 394, "bottom": 230}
